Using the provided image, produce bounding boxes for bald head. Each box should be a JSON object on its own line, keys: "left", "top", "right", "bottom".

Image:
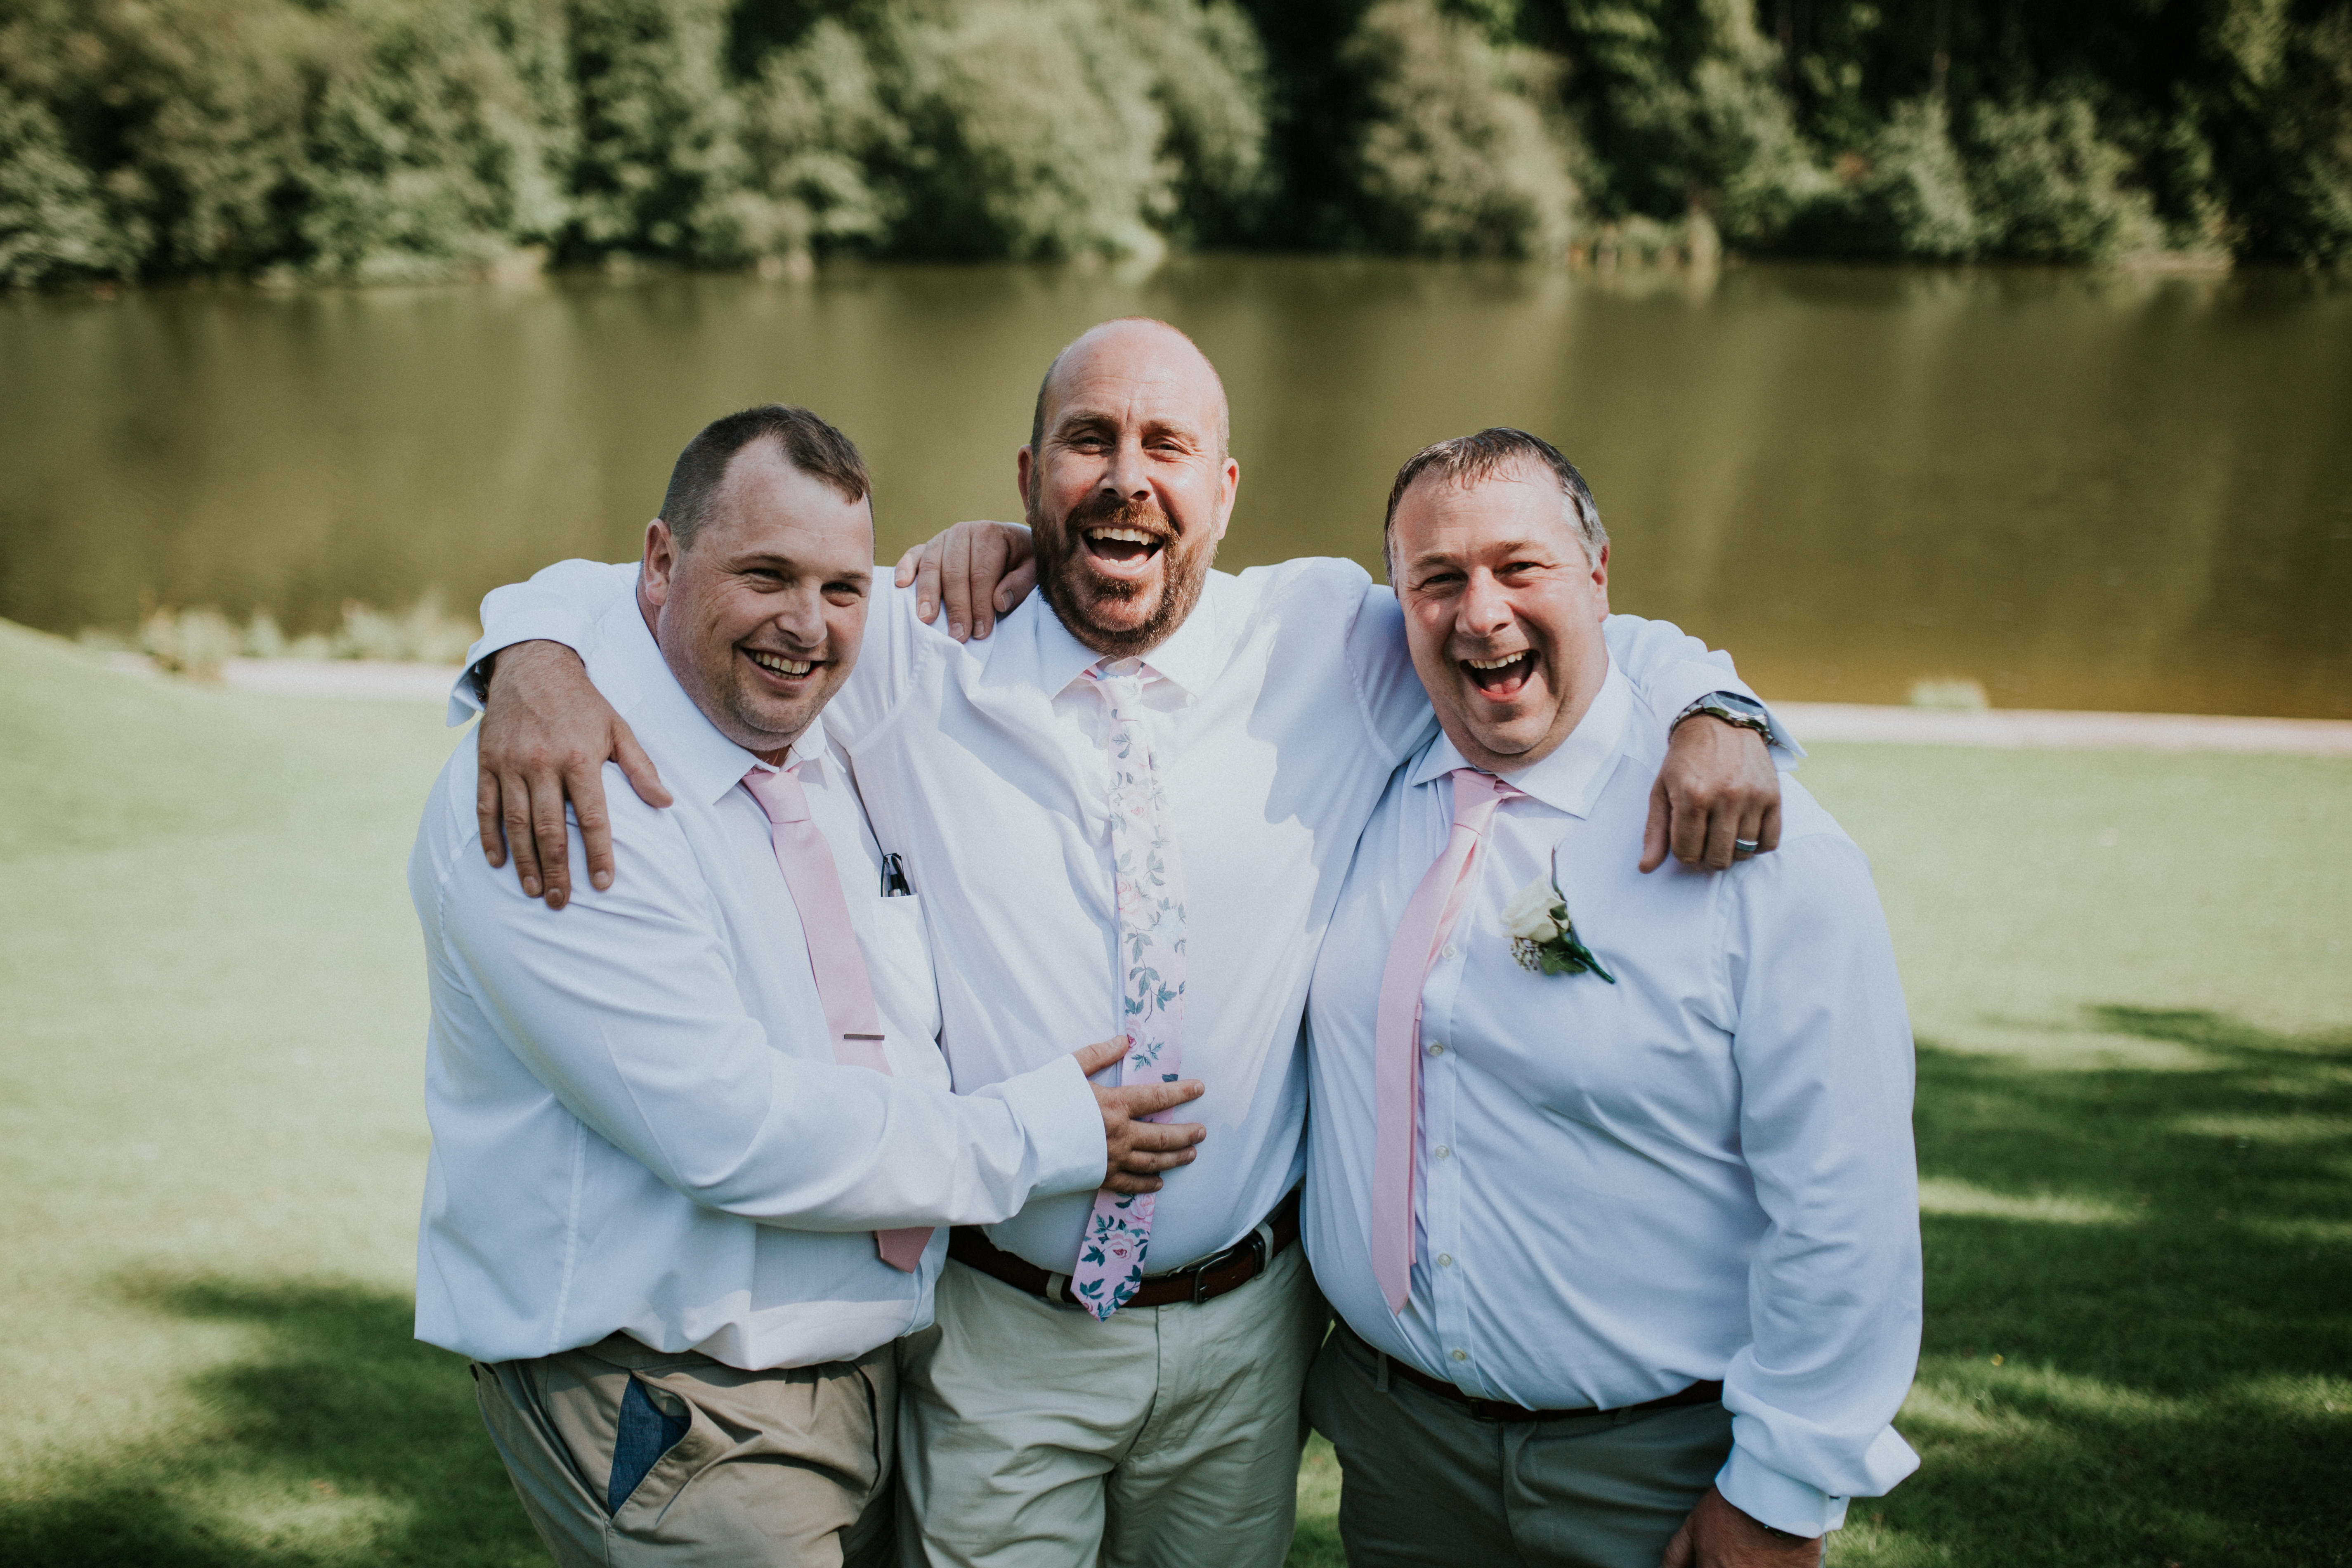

{"left": 1015, "top": 316, "right": 1240, "bottom": 659}
{"left": 1030, "top": 318, "right": 1230, "bottom": 464}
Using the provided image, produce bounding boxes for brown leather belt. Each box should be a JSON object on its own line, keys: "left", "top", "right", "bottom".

{"left": 948, "top": 1189, "right": 1299, "bottom": 1309}
{"left": 1341, "top": 1323, "right": 1722, "bottom": 1423}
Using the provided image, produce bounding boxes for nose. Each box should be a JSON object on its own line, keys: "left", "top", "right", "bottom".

{"left": 768, "top": 583, "right": 827, "bottom": 649}
{"left": 1100, "top": 431, "right": 1153, "bottom": 505}
{"left": 1457, "top": 568, "right": 1512, "bottom": 641}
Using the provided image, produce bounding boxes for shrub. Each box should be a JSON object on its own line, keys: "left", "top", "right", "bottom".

{"left": 1789, "top": 95, "right": 1979, "bottom": 259}
{"left": 1967, "top": 94, "right": 2163, "bottom": 262}
{"left": 1339, "top": 0, "right": 1575, "bottom": 257}
{"left": 0, "top": 83, "right": 140, "bottom": 283}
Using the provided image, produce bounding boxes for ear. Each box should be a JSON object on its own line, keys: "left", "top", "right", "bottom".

{"left": 642, "top": 518, "right": 678, "bottom": 611}
{"left": 1589, "top": 541, "right": 1610, "bottom": 619}
{"left": 1016, "top": 444, "right": 1036, "bottom": 511}
{"left": 1210, "top": 454, "right": 1240, "bottom": 543}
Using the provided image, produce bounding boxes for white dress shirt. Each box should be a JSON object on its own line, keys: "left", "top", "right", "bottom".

{"left": 411, "top": 593, "right": 1107, "bottom": 1370}
{"left": 465, "top": 557, "right": 1781, "bottom": 1275}
{"left": 1303, "top": 659, "right": 1922, "bottom": 1537}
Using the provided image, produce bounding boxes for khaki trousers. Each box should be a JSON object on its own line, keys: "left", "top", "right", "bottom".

{"left": 475, "top": 1333, "right": 897, "bottom": 1568}
{"left": 895, "top": 1242, "right": 1329, "bottom": 1568}
{"left": 1303, "top": 1326, "right": 1734, "bottom": 1568}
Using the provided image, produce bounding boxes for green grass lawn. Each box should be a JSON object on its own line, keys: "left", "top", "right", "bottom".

{"left": 2, "top": 616, "right": 2346, "bottom": 1568}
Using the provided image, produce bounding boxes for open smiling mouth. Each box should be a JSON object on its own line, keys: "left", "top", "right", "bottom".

{"left": 1462, "top": 650, "right": 1536, "bottom": 699}
{"left": 745, "top": 648, "right": 817, "bottom": 682}
{"left": 1082, "top": 525, "right": 1167, "bottom": 572}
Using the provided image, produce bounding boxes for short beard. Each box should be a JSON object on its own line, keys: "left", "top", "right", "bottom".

{"left": 1030, "top": 492, "right": 1216, "bottom": 661}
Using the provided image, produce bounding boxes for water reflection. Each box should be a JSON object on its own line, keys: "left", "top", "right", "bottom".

{"left": 3, "top": 259, "right": 2346, "bottom": 716}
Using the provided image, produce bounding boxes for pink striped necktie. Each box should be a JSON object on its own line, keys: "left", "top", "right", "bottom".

{"left": 741, "top": 761, "right": 930, "bottom": 1274}
{"left": 1371, "top": 767, "right": 1516, "bottom": 1313}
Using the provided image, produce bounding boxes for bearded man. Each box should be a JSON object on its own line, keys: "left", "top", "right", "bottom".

{"left": 453, "top": 319, "right": 1789, "bottom": 1567}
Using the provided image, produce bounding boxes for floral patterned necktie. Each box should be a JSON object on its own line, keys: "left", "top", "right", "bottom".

{"left": 1070, "top": 659, "right": 1187, "bottom": 1320}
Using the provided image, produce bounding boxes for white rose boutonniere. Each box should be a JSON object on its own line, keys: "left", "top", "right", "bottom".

{"left": 1504, "top": 852, "right": 1616, "bottom": 982}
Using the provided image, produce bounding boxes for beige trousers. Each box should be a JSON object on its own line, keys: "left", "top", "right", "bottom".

{"left": 475, "top": 1333, "right": 897, "bottom": 1568}
{"left": 1303, "top": 1326, "right": 1735, "bottom": 1568}
{"left": 895, "top": 1242, "right": 1329, "bottom": 1568}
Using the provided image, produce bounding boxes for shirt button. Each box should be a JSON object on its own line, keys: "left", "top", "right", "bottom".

{"left": 1426, "top": 1041, "right": 1445, "bottom": 1057}
{"left": 1434, "top": 1145, "right": 1451, "bottom": 1159}
{"left": 1437, "top": 1253, "right": 1453, "bottom": 1267}
{"left": 1450, "top": 1348, "right": 1469, "bottom": 1362}
{"left": 1442, "top": 943, "right": 1458, "bottom": 960}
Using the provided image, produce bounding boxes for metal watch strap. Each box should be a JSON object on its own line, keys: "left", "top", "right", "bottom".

{"left": 1674, "top": 692, "right": 1772, "bottom": 741}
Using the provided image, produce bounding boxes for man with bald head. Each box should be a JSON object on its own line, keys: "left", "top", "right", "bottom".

{"left": 456, "top": 318, "right": 1790, "bottom": 1566}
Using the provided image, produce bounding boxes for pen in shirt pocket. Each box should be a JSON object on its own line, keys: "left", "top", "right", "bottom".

{"left": 879, "top": 853, "right": 914, "bottom": 897}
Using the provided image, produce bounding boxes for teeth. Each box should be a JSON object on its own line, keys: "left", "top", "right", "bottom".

{"left": 1086, "top": 527, "right": 1158, "bottom": 545}
{"left": 749, "top": 651, "right": 813, "bottom": 676}
{"left": 1466, "top": 653, "right": 1530, "bottom": 671}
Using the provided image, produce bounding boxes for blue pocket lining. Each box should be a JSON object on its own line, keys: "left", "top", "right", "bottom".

{"left": 607, "top": 1376, "right": 690, "bottom": 1514}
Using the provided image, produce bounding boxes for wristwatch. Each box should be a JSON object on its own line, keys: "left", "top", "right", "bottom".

{"left": 1673, "top": 691, "right": 1773, "bottom": 742}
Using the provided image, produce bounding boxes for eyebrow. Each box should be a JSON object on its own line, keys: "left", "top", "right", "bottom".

{"left": 1053, "top": 408, "right": 1205, "bottom": 446}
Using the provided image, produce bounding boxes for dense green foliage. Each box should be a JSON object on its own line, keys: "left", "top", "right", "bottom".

{"left": 3, "top": 0, "right": 2348, "bottom": 284}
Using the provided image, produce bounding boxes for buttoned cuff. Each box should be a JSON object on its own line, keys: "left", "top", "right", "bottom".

{"left": 989, "top": 1053, "right": 1111, "bottom": 1199}
{"left": 1714, "top": 1446, "right": 1848, "bottom": 1538}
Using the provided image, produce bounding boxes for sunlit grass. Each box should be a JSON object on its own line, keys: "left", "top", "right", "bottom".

{"left": 2, "top": 616, "right": 2347, "bottom": 1567}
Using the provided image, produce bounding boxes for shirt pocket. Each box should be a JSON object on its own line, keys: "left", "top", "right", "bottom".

{"left": 857, "top": 895, "right": 944, "bottom": 1076}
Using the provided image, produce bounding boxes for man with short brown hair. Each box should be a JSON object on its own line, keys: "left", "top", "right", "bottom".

{"left": 412, "top": 403, "right": 1204, "bottom": 1567}
{"left": 1300, "top": 429, "right": 1922, "bottom": 1568}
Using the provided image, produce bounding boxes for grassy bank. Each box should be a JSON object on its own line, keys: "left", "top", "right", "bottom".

{"left": 1, "top": 616, "right": 2346, "bottom": 1566}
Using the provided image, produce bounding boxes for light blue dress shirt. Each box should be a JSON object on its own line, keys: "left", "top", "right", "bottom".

{"left": 412, "top": 595, "right": 1108, "bottom": 1370}
{"left": 1304, "top": 661, "right": 1923, "bottom": 1537}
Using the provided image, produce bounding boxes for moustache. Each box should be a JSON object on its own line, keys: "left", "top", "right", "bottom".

{"left": 1063, "top": 491, "right": 1178, "bottom": 539}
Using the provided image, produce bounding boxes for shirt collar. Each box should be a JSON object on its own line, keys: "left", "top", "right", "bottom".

{"left": 984, "top": 570, "right": 1229, "bottom": 699}
{"left": 1405, "top": 658, "right": 1634, "bottom": 820}
{"left": 589, "top": 593, "right": 838, "bottom": 808}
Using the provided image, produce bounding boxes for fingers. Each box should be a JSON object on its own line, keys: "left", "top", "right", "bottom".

{"left": 530, "top": 767, "right": 574, "bottom": 909}
{"left": 498, "top": 769, "right": 545, "bottom": 900}
{"left": 910, "top": 539, "right": 945, "bottom": 625}
{"left": 942, "top": 523, "right": 975, "bottom": 640}
{"left": 1072, "top": 1038, "right": 1128, "bottom": 1078}
{"left": 1639, "top": 775, "right": 1671, "bottom": 873}
{"left": 1657, "top": 1516, "right": 1697, "bottom": 1568}
{"left": 1667, "top": 779, "right": 1712, "bottom": 868}
{"left": 1757, "top": 797, "right": 1783, "bottom": 855}
{"left": 994, "top": 559, "right": 1037, "bottom": 615}
{"left": 1112, "top": 1077, "right": 1207, "bottom": 1117}
{"left": 567, "top": 753, "right": 616, "bottom": 896}
{"left": 1698, "top": 802, "right": 1740, "bottom": 871}
{"left": 477, "top": 765, "right": 509, "bottom": 870}
{"left": 893, "top": 541, "right": 921, "bottom": 590}
{"left": 968, "top": 526, "right": 1007, "bottom": 640}
{"left": 612, "top": 719, "right": 673, "bottom": 809}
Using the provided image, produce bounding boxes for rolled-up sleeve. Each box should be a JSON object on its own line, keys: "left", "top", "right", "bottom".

{"left": 1714, "top": 834, "right": 1922, "bottom": 1534}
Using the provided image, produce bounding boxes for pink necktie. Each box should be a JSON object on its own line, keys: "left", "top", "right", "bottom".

{"left": 1371, "top": 767, "right": 1514, "bottom": 1313}
{"left": 742, "top": 762, "right": 931, "bottom": 1273}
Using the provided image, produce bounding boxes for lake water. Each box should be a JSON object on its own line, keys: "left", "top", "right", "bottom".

{"left": 5, "top": 257, "right": 2347, "bottom": 717}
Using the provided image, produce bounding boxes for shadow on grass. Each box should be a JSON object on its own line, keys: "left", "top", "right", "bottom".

{"left": 1843, "top": 1007, "right": 2352, "bottom": 1568}
{"left": 5, "top": 1277, "right": 541, "bottom": 1568}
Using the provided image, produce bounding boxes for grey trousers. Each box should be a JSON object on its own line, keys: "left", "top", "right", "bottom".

{"left": 474, "top": 1333, "right": 897, "bottom": 1568}
{"left": 1302, "top": 1325, "right": 1734, "bottom": 1568}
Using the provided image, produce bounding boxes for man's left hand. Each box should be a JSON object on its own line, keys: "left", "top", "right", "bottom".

{"left": 893, "top": 520, "right": 1035, "bottom": 641}
{"left": 1660, "top": 1487, "right": 1822, "bottom": 1568}
{"left": 1641, "top": 715, "right": 1780, "bottom": 873}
